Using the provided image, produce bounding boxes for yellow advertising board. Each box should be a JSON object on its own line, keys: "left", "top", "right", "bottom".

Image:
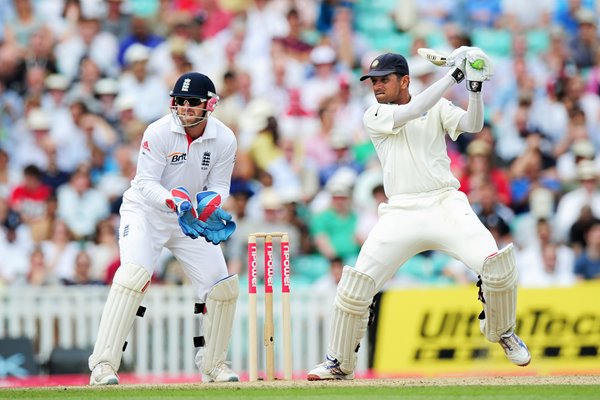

{"left": 374, "top": 282, "right": 600, "bottom": 376}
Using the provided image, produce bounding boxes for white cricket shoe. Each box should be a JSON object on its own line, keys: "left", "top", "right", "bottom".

{"left": 307, "top": 355, "right": 354, "bottom": 381}
{"left": 89, "top": 362, "right": 119, "bottom": 386}
{"left": 499, "top": 332, "right": 531, "bottom": 367}
{"left": 203, "top": 362, "right": 239, "bottom": 382}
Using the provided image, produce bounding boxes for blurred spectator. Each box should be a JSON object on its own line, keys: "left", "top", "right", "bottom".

{"left": 3, "top": 0, "right": 45, "bottom": 48}
{"left": 54, "top": 14, "right": 119, "bottom": 81}
{"left": 574, "top": 220, "right": 600, "bottom": 280}
{"left": 26, "top": 245, "right": 57, "bottom": 286}
{"left": 301, "top": 45, "right": 345, "bottom": 113}
{"left": 40, "top": 219, "right": 80, "bottom": 281}
{"left": 568, "top": 9, "right": 599, "bottom": 69}
{"left": 86, "top": 218, "right": 119, "bottom": 282}
{"left": 103, "top": 0, "right": 132, "bottom": 40}
{"left": 56, "top": 164, "right": 110, "bottom": 240}
{"left": 471, "top": 180, "right": 515, "bottom": 247}
{"left": 356, "top": 183, "right": 387, "bottom": 245}
{"left": 518, "top": 241, "right": 576, "bottom": 287}
{"left": 460, "top": 139, "right": 512, "bottom": 206}
{"left": 0, "top": 210, "right": 32, "bottom": 285}
{"left": 119, "top": 43, "right": 169, "bottom": 123}
{"left": 0, "top": 147, "right": 22, "bottom": 199}
{"left": 312, "top": 256, "right": 344, "bottom": 294}
{"left": 8, "top": 164, "right": 52, "bottom": 225}
{"left": 555, "top": 160, "right": 600, "bottom": 241}
{"left": 568, "top": 205, "right": 600, "bottom": 255}
{"left": 61, "top": 250, "right": 104, "bottom": 285}
{"left": 310, "top": 179, "right": 359, "bottom": 262}
{"left": 117, "top": 15, "right": 163, "bottom": 67}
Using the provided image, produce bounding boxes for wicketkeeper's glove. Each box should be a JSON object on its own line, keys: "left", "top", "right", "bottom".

{"left": 166, "top": 187, "right": 208, "bottom": 240}
{"left": 195, "top": 191, "right": 236, "bottom": 245}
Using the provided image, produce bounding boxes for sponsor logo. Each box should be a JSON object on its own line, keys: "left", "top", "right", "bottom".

{"left": 168, "top": 152, "right": 187, "bottom": 165}
{"left": 142, "top": 140, "right": 150, "bottom": 152}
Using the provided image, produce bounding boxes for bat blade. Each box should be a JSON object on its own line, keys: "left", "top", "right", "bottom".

{"left": 417, "top": 48, "right": 450, "bottom": 67}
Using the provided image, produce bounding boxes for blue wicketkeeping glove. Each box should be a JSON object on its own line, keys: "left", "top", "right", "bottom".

{"left": 166, "top": 187, "right": 208, "bottom": 240}
{"left": 196, "top": 191, "right": 236, "bottom": 245}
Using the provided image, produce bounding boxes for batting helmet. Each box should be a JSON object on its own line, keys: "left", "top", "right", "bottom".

{"left": 170, "top": 72, "right": 217, "bottom": 100}
{"left": 170, "top": 72, "right": 219, "bottom": 127}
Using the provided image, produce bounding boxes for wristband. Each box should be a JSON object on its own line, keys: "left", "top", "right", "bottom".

{"left": 467, "top": 80, "right": 483, "bottom": 92}
{"left": 450, "top": 67, "right": 465, "bottom": 83}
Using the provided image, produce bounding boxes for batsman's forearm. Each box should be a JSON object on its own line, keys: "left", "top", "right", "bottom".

{"left": 393, "top": 75, "right": 456, "bottom": 127}
{"left": 457, "top": 91, "right": 484, "bottom": 133}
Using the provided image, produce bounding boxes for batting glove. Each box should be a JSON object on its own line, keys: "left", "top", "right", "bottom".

{"left": 195, "top": 191, "right": 236, "bottom": 245}
{"left": 465, "top": 49, "right": 493, "bottom": 92}
{"left": 166, "top": 187, "right": 208, "bottom": 240}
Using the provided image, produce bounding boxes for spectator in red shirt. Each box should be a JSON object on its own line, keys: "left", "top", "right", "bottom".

{"left": 9, "top": 165, "right": 52, "bottom": 224}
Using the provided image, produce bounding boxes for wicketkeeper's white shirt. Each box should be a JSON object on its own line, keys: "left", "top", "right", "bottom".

{"left": 124, "top": 114, "right": 237, "bottom": 211}
{"left": 363, "top": 98, "right": 466, "bottom": 197}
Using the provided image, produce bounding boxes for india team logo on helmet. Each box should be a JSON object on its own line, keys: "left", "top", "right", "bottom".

{"left": 170, "top": 72, "right": 219, "bottom": 127}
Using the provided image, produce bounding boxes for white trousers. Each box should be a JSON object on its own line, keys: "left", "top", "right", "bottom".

{"left": 118, "top": 201, "right": 228, "bottom": 300}
{"left": 356, "top": 188, "right": 498, "bottom": 291}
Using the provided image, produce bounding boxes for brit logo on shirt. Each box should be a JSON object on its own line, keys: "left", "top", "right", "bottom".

{"left": 201, "top": 151, "right": 211, "bottom": 169}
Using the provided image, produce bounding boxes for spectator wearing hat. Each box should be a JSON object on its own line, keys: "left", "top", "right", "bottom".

{"left": 42, "top": 74, "right": 70, "bottom": 114}
{"left": 94, "top": 77, "right": 121, "bottom": 129}
{"left": 555, "top": 159, "right": 600, "bottom": 242}
{"left": 13, "top": 108, "right": 53, "bottom": 170}
{"left": 319, "top": 132, "right": 363, "bottom": 187}
{"left": 301, "top": 45, "right": 346, "bottom": 113}
{"left": 569, "top": 9, "right": 600, "bottom": 70}
{"left": 119, "top": 43, "right": 169, "bottom": 123}
{"left": 310, "top": 178, "right": 359, "bottom": 263}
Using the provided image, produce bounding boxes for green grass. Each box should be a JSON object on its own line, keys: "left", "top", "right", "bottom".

{"left": 1, "top": 385, "right": 600, "bottom": 400}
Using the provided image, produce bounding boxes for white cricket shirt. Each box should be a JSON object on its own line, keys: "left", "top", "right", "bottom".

{"left": 363, "top": 98, "right": 466, "bottom": 197}
{"left": 124, "top": 114, "right": 237, "bottom": 211}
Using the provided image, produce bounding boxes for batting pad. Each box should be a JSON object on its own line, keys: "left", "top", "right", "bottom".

{"left": 329, "top": 267, "right": 375, "bottom": 373}
{"left": 480, "top": 244, "right": 519, "bottom": 342}
{"left": 199, "top": 275, "right": 239, "bottom": 374}
{"left": 88, "top": 263, "right": 151, "bottom": 371}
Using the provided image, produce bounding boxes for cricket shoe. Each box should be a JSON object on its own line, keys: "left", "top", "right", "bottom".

{"left": 499, "top": 332, "right": 531, "bottom": 367}
{"left": 307, "top": 355, "right": 354, "bottom": 381}
{"left": 202, "top": 362, "right": 239, "bottom": 382}
{"left": 89, "top": 362, "right": 119, "bottom": 386}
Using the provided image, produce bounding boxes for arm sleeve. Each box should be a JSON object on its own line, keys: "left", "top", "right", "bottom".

{"left": 392, "top": 74, "right": 456, "bottom": 127}
{"left": 134, "top": 129, "right": 172, "bottom": 209}
{"left": 456, "top": 91, "right": 484, "bottom": 133}
{"left": 205, "top": 136, "right": 237, "bottom": 202}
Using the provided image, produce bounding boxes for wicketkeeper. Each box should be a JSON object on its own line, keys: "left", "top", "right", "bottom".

{"left": 89, "top": 72, "right": 239, "bottom": 385}
{"left": 308, "top": 47, "right": 531, "bottom": 380}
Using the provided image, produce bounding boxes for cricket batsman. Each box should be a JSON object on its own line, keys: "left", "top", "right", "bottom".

{"left": 308, "top": 47, "right": 531, "bottom": 380}
{"left": 89, "top": 72, "right": 239, "bottom": 384}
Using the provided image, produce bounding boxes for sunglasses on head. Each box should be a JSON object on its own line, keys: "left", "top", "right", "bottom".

{"left": 174, "top": 97, "right": 204, "bottom": 107}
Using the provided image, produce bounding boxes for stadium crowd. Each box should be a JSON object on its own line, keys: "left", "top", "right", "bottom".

{"left": 1, "top": 0, "right": 600, "bottom": 291}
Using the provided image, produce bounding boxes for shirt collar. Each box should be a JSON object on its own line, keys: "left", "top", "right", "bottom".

{"left": 170, "top": 115, "right": 217, "bottom": 140}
